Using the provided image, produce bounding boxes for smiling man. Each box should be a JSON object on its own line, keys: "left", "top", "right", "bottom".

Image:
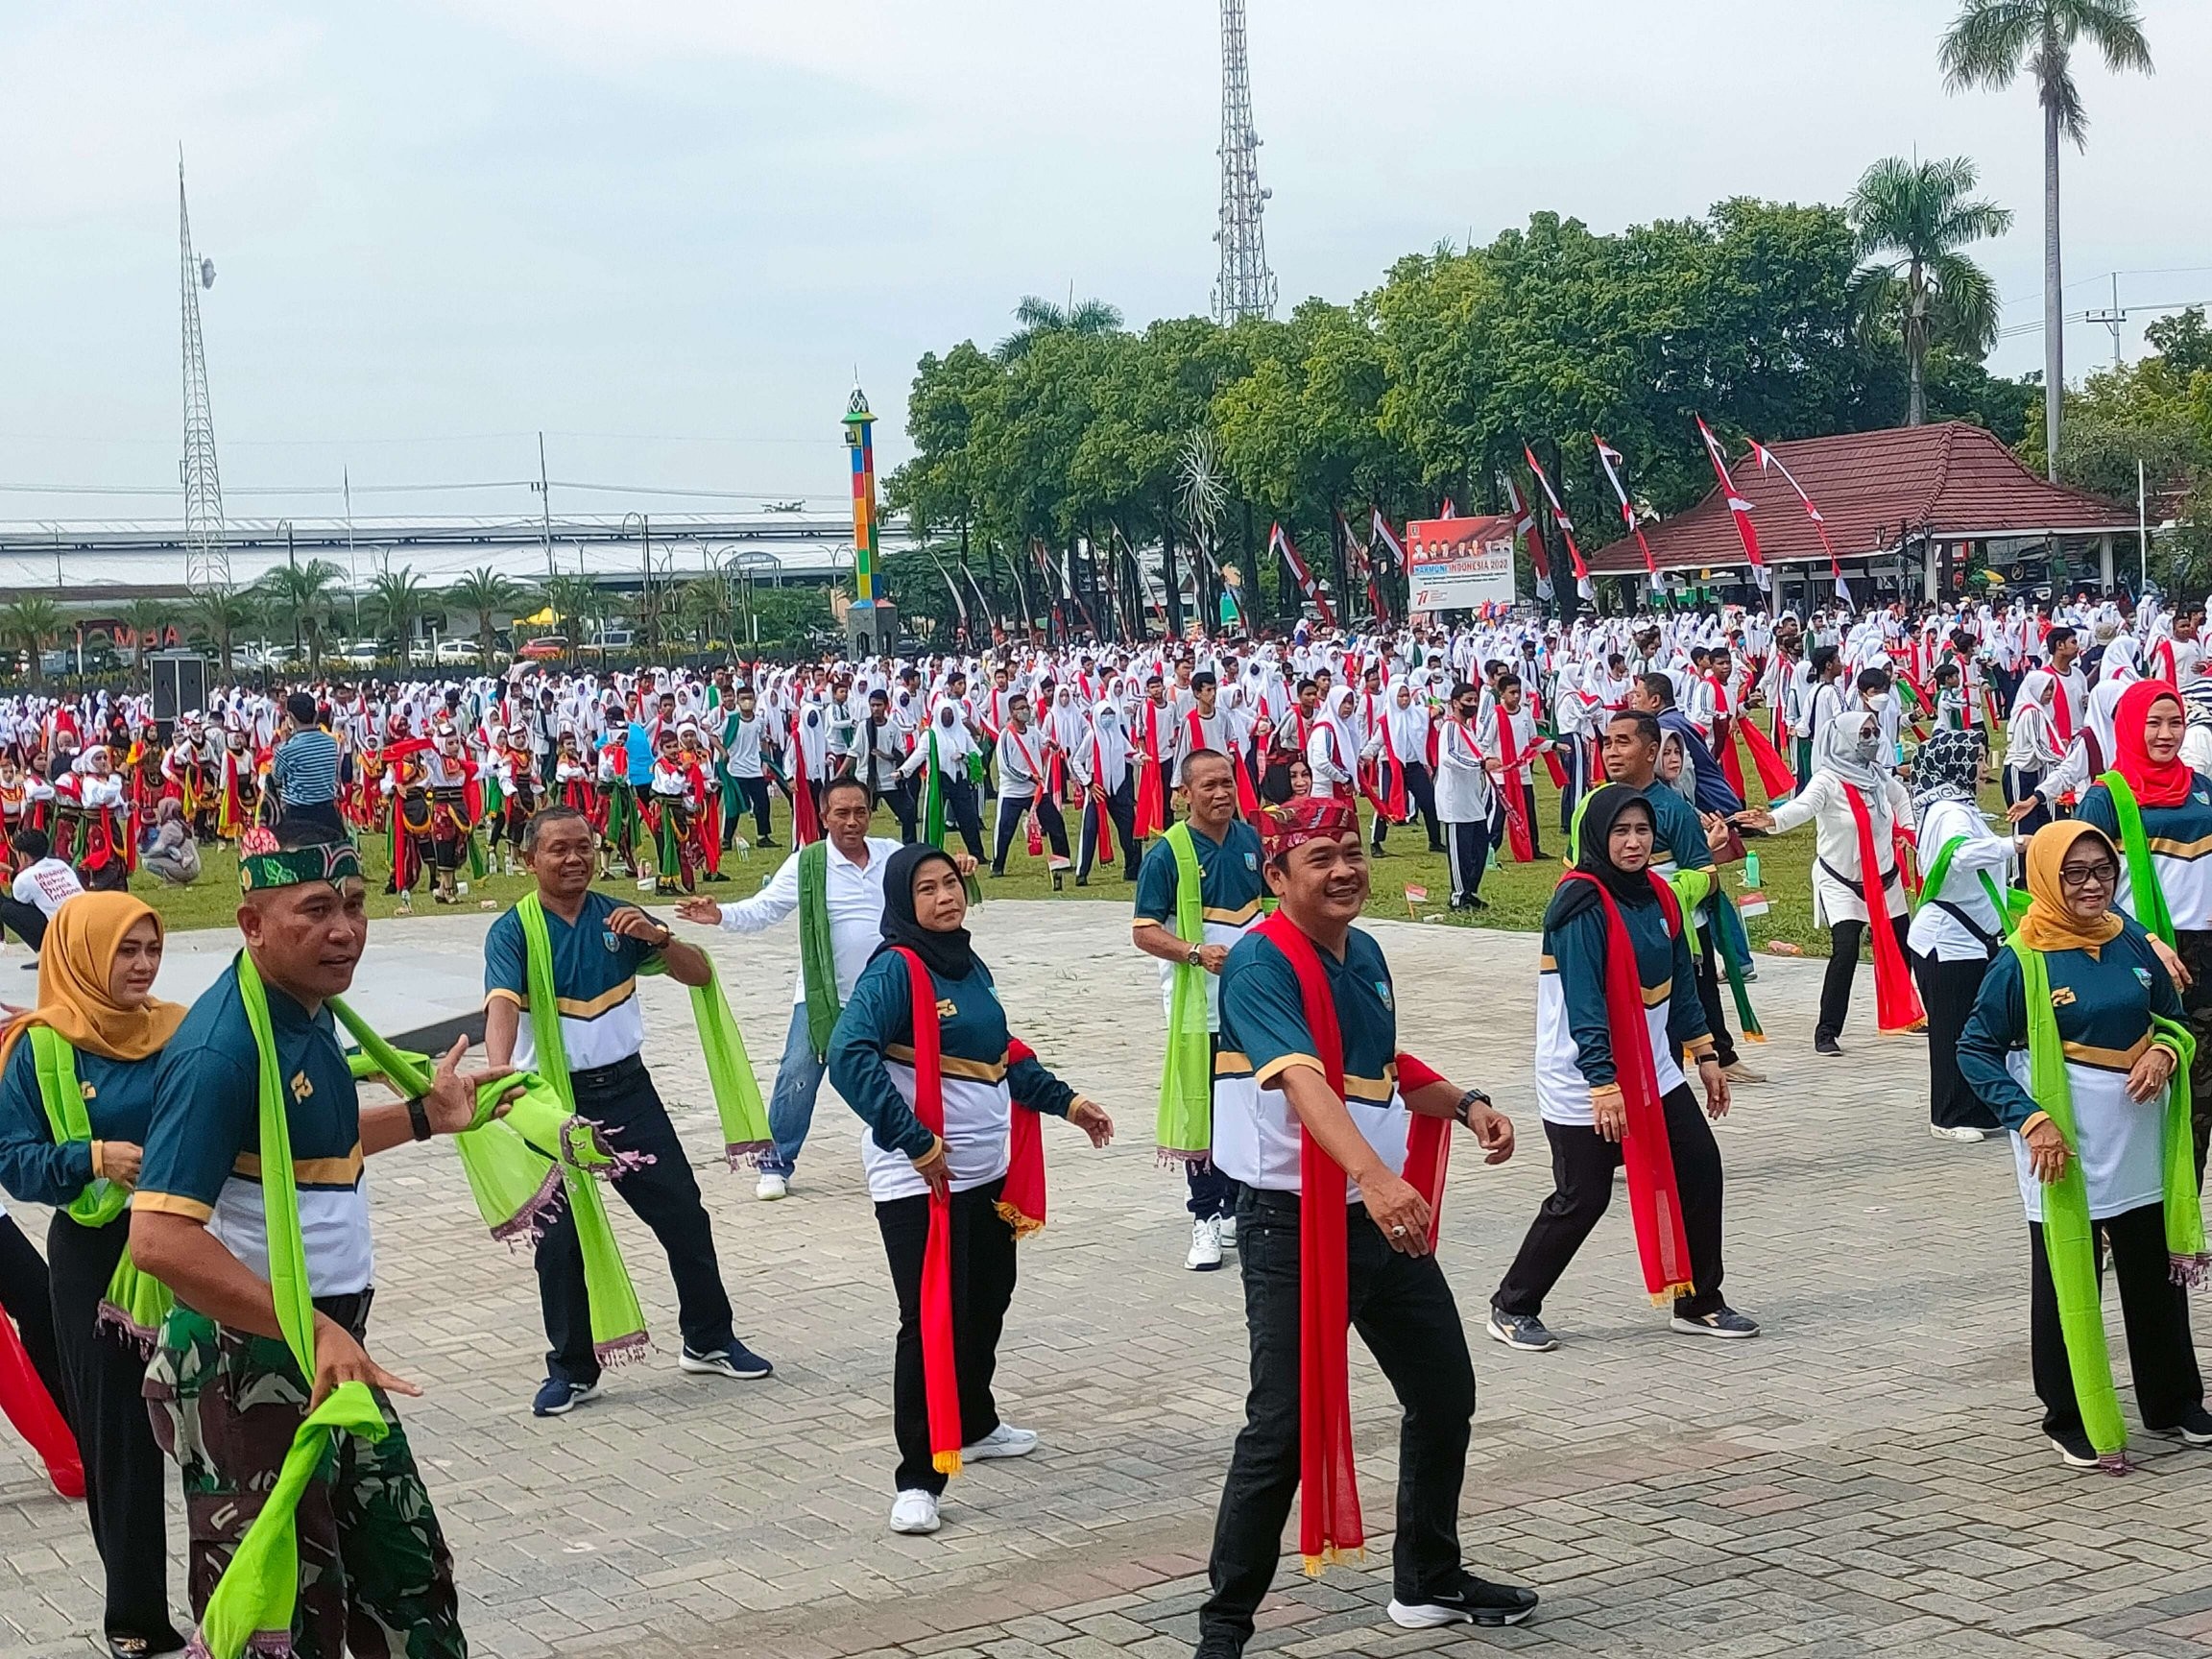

{"left": 132, "top": 823, "right": 500, "bottom": 1656}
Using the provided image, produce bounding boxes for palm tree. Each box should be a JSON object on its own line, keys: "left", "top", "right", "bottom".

{"left": 182, "top": 586, "right": 259, "bottom": 672}
{"left": 120, "top": 597, "right": 173, "bottom": 680}
{"left": 1847, "top": 156, "right": 2013, "bottom": 425}
{"left": 995, "top": 292, "right": 1123, "bottom": 362}
{"left": 446, "top": 566, "right": 523, "bottom": 663}
{"left": 542, "top": 575, "right": 599, "bottom": 665}
{"left": 0, "top": 595, "right": 63, "bottom": 686}
{"left": 364, "top": 565, "right": 428, "bottom": 658}
{"left": 1942, "top": 0, "right": 2153, "bottom": 479}
{"left": 674, "top": 574, "right": 732, "bottom": 650}
{"left": 255, "top": 557, "right": 345, "bottom": 664}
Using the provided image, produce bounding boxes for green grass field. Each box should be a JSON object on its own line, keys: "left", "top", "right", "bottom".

{"left": 113, "top": 767, "right": 2006, "bottom": 958}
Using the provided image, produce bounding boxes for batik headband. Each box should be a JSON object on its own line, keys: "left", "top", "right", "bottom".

{"left": 237, "top": 827, "right": 363, "bottom": 894}
{"left": 1257, "top": 795, "right": 1359, "bottom": 861}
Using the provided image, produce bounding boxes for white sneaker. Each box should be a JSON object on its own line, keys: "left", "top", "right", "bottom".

{"left": 961, "top": 1422, "right": 1039, "bottom": 1460}
{"left": 889, "top": 1489, "right": 940, "bottom": 1534}
{"left": 1930, "top": 1125, "right": 1987, "bottom": 1143}
{"left": 1186, "top": 1215, "right": 1224, "bottom": 1271}
{"left": 1217, "top": 1214, "right": 1238, "bottom": 1251}
{"left": 756, "top": 1172, "right": 789, "bottom": 1201}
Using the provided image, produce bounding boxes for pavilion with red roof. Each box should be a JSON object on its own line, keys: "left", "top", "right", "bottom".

{"left": 1585, "top": 421, "right": 2141, "bottom": 606}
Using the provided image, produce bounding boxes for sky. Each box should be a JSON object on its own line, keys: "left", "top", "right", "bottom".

{"left": 3, "top": 0, "right": 2208, "bottom": 527}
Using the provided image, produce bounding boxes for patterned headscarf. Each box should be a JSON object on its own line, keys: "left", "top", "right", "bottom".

{"left": 237, "top": 826, "right": 363, "bottom": 894}
{"left": 1257, "top": 794, "right": 1358, "bottom": 862}
{"left": 1911, "top": 727, "right": 1983, "bottom": 814}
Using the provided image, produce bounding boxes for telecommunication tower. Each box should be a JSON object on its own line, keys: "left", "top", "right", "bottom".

{"left": 179, "top": 156, "right": 228, "bottom": 590}
{"left": 1212, "top": 0, "right": 1277, "bottom": 325}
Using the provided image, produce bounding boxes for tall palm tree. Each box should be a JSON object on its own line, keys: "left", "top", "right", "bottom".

{"left": 542, "top": 575, "right": 600, "bottom": 665}
{"left": 364, "top": 565, "right": 428, "bottom": 657}
{"left": 1942, "top": 0, "right": 2153, "bottom": 479}
{"left": 182, "top": 587, "right": 259, "bottom": 672}
{"left": 446, "top": 566, "right": 523, "bottom": 663}
{"left": 0, "top": 595, "right": 63, "bottom": 686}
{"left": 255, "top": 557, "right": 345, "bottom": 663}
{"left": 995, "top": 292, "right": 1123, "bottom": 362}
{"left": 1847, "top": 156, "right": 2013, "bottom": 425}
{"left": 674, "top": 574, "right": 732, "bottom": 650}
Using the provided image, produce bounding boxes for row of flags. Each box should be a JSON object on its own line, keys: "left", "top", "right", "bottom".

{"left": 1257, "top": 420, "right": 1842, "bottom": 615}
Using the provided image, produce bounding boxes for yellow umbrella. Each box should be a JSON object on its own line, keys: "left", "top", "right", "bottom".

{"left": 518, "top": 606, "right": 557, "bottom": 626}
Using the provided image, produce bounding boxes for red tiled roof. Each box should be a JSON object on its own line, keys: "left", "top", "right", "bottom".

{"left": 1586, "top": 421, "right": 2138, "bottom": 575}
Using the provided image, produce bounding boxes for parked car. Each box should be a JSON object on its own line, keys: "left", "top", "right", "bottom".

{"left": 436, "top": 638, "right": 481, "bottom": 665}
{"left": 341, "top": 640, "right": 382, "bottom": 668}
{"left": 517, "top": 636, "right": 566, "bottom": 661}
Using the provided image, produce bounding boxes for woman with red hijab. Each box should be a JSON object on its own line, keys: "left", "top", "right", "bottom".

{"left": 2075, "top": 679, "right": 2212, "bottom": 1180}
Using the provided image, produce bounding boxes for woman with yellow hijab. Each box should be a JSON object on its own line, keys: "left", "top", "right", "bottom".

{"left": 1957, "top": 822, "right": 2212, "bottom": 1472}
{"left": 0, "top": 893, "right": 187, "bottom": 1656}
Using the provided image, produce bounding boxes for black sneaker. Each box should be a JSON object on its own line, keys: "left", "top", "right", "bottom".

{"left": 755, "top": 835, "right": 778, "bottom": 849}
{"left": 532, "top": 1378, "right": 601, "bottom": 1418}
{"left": 1670, "top": 1306, "right": 1761, "bottom": 1339}
{"left": 1814, "top": 1034, "right": 1843, "bottom": 1057}
{"left": 1387, "top": 1573, "right": 1538, "bottom": 1629}
{"left": 2172, "top": 1407, "right": 2212, "bottom": 1446}
{"left": 1486, "top": 1309, "right": 1559, "bottom": 1352}
{"left": 680, "top": 1339, "right": 774, "bottom": 1381}
{"left": 2048, "top": 1429, "right": 2101, "bottom": 1468}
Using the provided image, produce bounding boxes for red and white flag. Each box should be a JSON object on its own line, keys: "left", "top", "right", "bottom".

{"left": 1593, "top": 434, "right": 1660, "bottom": 589}
{"left": 1524, "top": 445, "right": 1592, "bottom": 600}
{"left": 1695, "top": 418, "right": 1768, "bottom": 591}
{"left": 1268, "top": 522, "right": 1338, "bottom": 628}
{"left": 1749, "top": 438, "right": 1849, "bottom": 609}
{"left": 1504, "top": 476, "right": 1552, "bottom": 600}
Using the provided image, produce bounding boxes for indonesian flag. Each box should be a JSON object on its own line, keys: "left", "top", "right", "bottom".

{"left": 1748, "top": 438, "right": 1848, "bottom": 609}
{"left": 1695, "top": 418, "right": 1767, "bottom": 591}
{"left": 1504, "top": 476, "right": 1552, "bottom": 600}
{"left": 1523, "top": 446, "right": 1592, "bottom": 600}
{"left": 1369, "top": 507, "right": 1404, "bottom": 574}
{"left": 1268, "top": 522, "right": 1338, "bottom": 628}
{"left": 1593, "top": 434, "right": 1660, "bottom": 589}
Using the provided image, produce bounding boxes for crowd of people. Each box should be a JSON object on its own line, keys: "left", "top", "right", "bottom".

{"left": 0, "top": 582, "right": 2210, "bottom": 1655}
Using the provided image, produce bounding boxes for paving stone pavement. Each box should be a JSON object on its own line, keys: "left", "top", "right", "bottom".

{"left": 4, "top": 899, "right": 2212, "bottom": 1658}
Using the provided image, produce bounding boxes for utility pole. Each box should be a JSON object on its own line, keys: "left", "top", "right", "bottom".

{"left": 344, "top": 467, "right": 360, "bottom": 633}
{"left": 536, "top": 431, "right": 555, "bottom": 581}
{"left": 2087, "top": 272, "right": 2126, "bottom": 372}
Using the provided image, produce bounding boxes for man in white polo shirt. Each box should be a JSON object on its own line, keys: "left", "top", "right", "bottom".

{"left": 677, "top": 775, "right": 974, "bottom": 1199}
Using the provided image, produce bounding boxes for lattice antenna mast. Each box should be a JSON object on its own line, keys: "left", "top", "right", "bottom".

{"left": 1211, "top": 0, "right": 1276, "bottom": 325}
{"left": 179, "top": 155, "right": 228, "bottom": 590}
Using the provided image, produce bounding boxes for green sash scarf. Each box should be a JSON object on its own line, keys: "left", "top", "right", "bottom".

{"left": 1917, "top": 834, "right": 2032, "bottom": 935}
{"left": 2098, "top": 772, "right": 2177, "bottom": 947}
{"left": 195, "top": 954, "right": 394, "bottom": 1659}
{"left": 689, "top": 966, "right": 773, "bottom": 1169}
{"left": 1154, "top": 824, "right": 1213, "bottom": 1166}
{"left": 797, "top": 840, "right": 842, "bottom": 1061}
{"left": 29, "top": 1028, "right": 173, "bottom": 1347}
{"left": 922, "top": 732, "right": 948, "bottom": 849}
{"left": 2011, "top": 934, "right": 2203, "bottom": 1465}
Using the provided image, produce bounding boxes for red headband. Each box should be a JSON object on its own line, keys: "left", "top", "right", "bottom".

{"left": 1258, "top": 795, "right": 1359, "bottom": 860}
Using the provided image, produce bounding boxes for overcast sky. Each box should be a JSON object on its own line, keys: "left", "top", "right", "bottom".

{"left": 4, "top": 0, "right": 2207, "bottom": 525}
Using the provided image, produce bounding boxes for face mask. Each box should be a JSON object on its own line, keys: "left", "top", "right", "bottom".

{"left": 1849, "top": 729, "right": 1878, "bottom": 765}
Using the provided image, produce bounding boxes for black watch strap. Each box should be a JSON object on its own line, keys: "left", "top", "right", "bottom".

{"left": 1454, "top": 1087, "right": 1490, "bottom": 1126}
{"left": 406, "top": 1094, "right": 433, "bottom": 1142}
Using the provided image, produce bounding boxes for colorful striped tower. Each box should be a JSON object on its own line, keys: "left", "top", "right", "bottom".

{"left": 844, "top": 384, "right": 878, "bottom": 607}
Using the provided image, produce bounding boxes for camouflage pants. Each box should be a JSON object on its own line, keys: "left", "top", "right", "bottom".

{"left": 144, "top": 1305, "right": 465, "bottom": 1659}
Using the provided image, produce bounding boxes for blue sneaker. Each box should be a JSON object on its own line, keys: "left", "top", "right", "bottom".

{"left": 532, "top": 1378, "right": 600, "bottom": 1418}
{"left": 680, "top": 1339, "right": 773, "bottom": 1381}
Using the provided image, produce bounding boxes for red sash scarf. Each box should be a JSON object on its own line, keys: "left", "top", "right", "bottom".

{"left": 790, "top": 718, "right": 821, "bottom": 847}
{"left": 1841, "top": 785, "right": 1924, "bottom": 1031}
{"left": 1496, "top": 712, "right": 1533, "bottom": 863}
{"left": 891, "top": 950, "right": 1049, "bottom": 1477}
{"left": 1253, "top": 910, "right": 1450, "bottom": 1574}
{"left": 1735, "top": 716, "right": 1796, "bottom": 799}
{"left": 0, "top": 1306, "right": 81, "bottom": 1499}
{"left": 1378, "top": 713, "right": 1408, "bottom": 823}
{"left": 1556, "top": 872, "right": 1696, "bottom": 1301}
{"left": 1190, "top": 709, "right": 1260, "bottom": 815}
{"left": 1133, "top": 704, "right": 1166, "bottom": 838}
{"left": 1089, "top": 736, "right": 1117, "bottom": 863}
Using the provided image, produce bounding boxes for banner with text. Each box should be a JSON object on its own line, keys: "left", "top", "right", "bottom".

{"left": 1407, "top": 513, "right": 1517, "bottom": 611}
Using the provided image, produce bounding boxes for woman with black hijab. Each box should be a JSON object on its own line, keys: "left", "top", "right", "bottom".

{"left": 827, "top": 843, "right": 1115, "bottom": 1539}
{"left": 1487, "top": 785, "right": 1755, "bottom": 1353}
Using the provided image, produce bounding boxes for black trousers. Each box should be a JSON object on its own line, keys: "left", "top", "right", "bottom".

{"left": 2003, "top": 765, "right": 2052, "bottom": 841}
{"left": 1371, "top": 762, "right": 1443, "bottom": 853}
{"left": 1186, "top": 1162, "right": 1243, "bottom": 1221}
{"left": 875, "top": 1177, "right": 1016, "bottom": 1496}
{"left": 1077, "top": 779, "right": 1140, "bottom": 882}
{"left": 1911, "top": 949, "right": 1999, "bottom": 1131}
{"left": 536, "top": 1057, "right": 737, "bottom": 1384}
{"left": 276, "top": 800, "right": 346, "bottom": 840}
{"left": 1491, "top": 1085, "right": 1725, "bottom": 1321}
{"left": 0, "top": 894, "right": 49, "bottom": 953}
{"left": 1443, "top": 819, "right": 1486, "bottom": 906}
{"left": 726, "top": 777, "right": 771, "bottom": 845}
{"left": 1487, "top": 778, "right": 1544, "bottom": 859}
{"left": 990, "top": 794, "right": 1069, "bottom": 874}
{"left": 47, "top": 1214, "right": 179, "bottom": 1643}
{"left": 943, "top": 777, "right": 987, "bottom": 860}
{"left": 1201, "top": 1190, "right": 1477, "bottom": 1648}
{"left": 1816, "top": 912, "right": 1911, "bottom": 1043}
{"left": 2029, "top": 1201, "right": 2201, "bottom": 1438}
{"left": 1691, "top": 921, "right": 1740, "bottom": 1070}
{"left": 878, "top": 778, "right": 920, "bottom": 844}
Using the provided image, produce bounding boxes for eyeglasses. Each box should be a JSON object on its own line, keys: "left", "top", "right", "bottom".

{"left": 2057, "top": 864, "right": 2116, "bottom": 890}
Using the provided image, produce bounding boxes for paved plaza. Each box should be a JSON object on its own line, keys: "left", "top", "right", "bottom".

{"left": 6, "top": 899, "right": 2212, "bottom": 1658}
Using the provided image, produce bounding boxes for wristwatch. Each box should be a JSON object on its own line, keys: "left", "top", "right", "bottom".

{"left": 1453, "top": 1087, "right": 1491, "bottom": 1126}
{"left": 406, "top": 1094, "right": 433, "bottom": 1142}
{"left": 1185, "top": 942, "right": 1205, "bottom": 967}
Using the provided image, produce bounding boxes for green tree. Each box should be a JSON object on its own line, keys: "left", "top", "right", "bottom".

{"left": 119, "top": 597, "right": 173, "bottom": 680}
{"left": 541, "top": 575, "right": 599, "bottom": 664}
{"left": 255, "top": 557, "right": 346, "bottom": 663}
{"left": 0, "top": 595, "right": 62, "bottom": 686}
{"left": 364, "top": 566, "right": 428, "bottom": 657}
{"left": 996, "top": 294, "right": 1124, "bottom": 363}
{"left": 2146, "top": 307, "right": 2212, "bottom": 378}
{"left": 445, "top": 566, "right": 523, "bottom": 663}
{"left": 1846, "top": 156, "right": 2011, "bottom": 425}
{"left": 672, "top": 574, "right": 732, "bottom": 650}
{"left": 181, "top": 586, "right": 259, "bottom": 670}
{"left": 1942, "top": 0, "right": 2154, "bottom": 479}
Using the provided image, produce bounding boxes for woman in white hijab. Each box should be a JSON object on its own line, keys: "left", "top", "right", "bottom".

{"left": 1072, "top": 696, "right": 1138, "bottom": 886}
{"left": 1736, "top": 709, "right": 1916, "bottom": 1056}
{"left": 1370, "top": 679, "right": 1442, "bottom": 854}
{"left": 1305, "top": 685, "right": 1370, "bottom": 802}
{"left": 2004, "top": 668, "right": 2067, "bottom": 836}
